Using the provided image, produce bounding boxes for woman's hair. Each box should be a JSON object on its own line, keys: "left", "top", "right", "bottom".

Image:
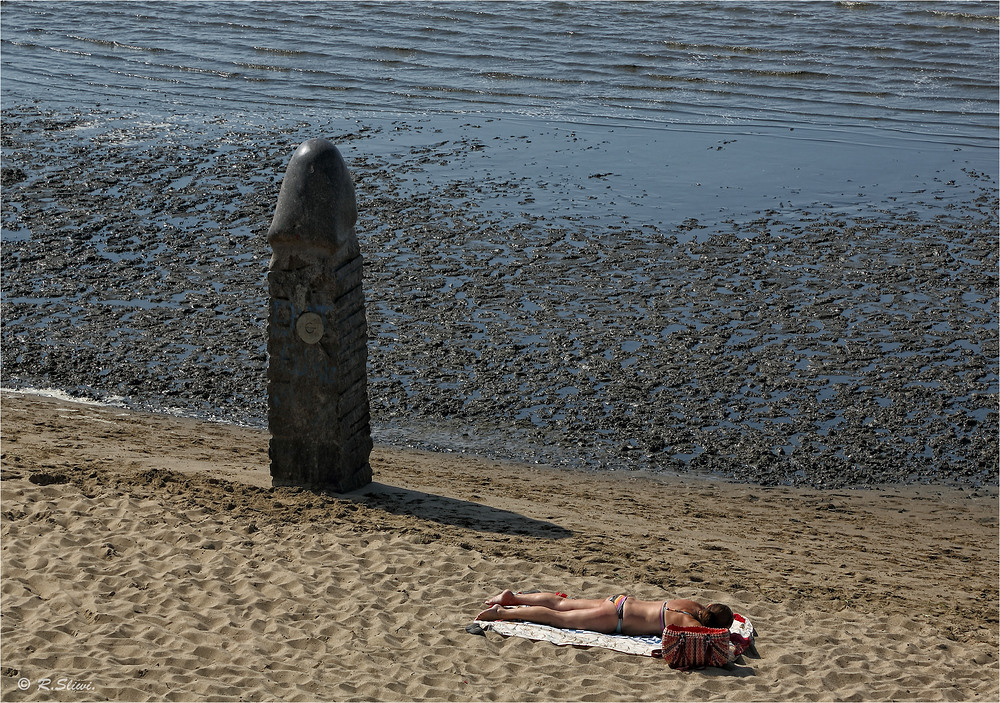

{"left": 699, "top": 603, "right": 734, "bottom": 629}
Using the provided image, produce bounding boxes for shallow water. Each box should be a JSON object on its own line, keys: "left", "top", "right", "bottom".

{"left": 2, "top": 0, "right": 996, "bottom": 224}
{"left": 2, "top": 1, "right": 997, "bottom": 487}
{"left": 4, "top": 1, "right": 996, "bottom": 135}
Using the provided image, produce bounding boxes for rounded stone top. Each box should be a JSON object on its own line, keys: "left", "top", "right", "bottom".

{"left": 267, "top": 138, "right": 358, "bottom": 251}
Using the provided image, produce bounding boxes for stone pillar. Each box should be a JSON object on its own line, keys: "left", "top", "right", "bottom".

{"left": 266, "top": 138, "right": 373, "bottom": 492}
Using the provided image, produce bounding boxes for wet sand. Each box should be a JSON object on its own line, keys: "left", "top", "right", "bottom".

{"left": 1, "top": 391, "right": 997, "bottom": 701}
{"left": 1, "top": 105, "right": 998, "bottom": 489}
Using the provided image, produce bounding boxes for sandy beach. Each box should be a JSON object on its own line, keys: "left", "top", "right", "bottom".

{"left": 0, "top": 390, "right": 996, "bottom": 701}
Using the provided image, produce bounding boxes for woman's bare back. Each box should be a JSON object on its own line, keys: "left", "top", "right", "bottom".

{"left": 622, "top": 597, "right": 703, "bottom": 635}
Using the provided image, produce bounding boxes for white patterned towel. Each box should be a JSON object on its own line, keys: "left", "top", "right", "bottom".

{"left": 474, "top": 612, "right": 756, "bottom": 660}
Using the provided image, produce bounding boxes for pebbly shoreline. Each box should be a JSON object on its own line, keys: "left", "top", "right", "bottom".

{"left": 2, "top": 105, "right": 997, "bottom": 488}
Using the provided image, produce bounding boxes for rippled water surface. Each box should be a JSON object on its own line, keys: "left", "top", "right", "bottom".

{"left": 4, "top": 1, "right": 996, "bottom": 136}
{"left": 4, "top": 0, "right": 996, "bottom": 222}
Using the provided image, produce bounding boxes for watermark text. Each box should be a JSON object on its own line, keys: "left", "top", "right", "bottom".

{"left": 17, "top": 677, "right": 95, "bottom": 693}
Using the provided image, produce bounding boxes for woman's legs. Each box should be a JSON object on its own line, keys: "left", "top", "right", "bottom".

{"left": 476, "top": 602, "right": 619, "bottom": 633}
{"left": 484, "top": 590, "right": 609, "bottom": 611}
{"left": 479, "top": 590, "right": 624, "bottom": 632}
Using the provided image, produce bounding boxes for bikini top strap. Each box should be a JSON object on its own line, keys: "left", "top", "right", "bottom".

{"left": 662, "top": 605, "right": 701, "bottom": 626}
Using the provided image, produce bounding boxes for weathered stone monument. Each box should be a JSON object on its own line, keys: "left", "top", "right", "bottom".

{"left": 266, "top": 138, "right": 373, "bottom": 492}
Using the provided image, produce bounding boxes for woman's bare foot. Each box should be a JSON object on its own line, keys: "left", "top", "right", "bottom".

{"left": 476, "top": 604, "right": 507, "bottom": 621}
{"left": 484, "top": 589, "right": 519, "bottom": 606}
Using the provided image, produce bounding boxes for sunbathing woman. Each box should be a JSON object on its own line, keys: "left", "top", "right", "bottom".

{"left": 477, "top": 589, "right": 733, "bottom": 637}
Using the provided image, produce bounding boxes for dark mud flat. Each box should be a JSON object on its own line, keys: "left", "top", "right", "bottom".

{"left": 2, "top": 105, "right": 997, "bottom": 488}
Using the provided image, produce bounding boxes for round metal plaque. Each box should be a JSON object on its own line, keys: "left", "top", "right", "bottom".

{"left": 295, "top": 312, "right": 324, "bottom": 345}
